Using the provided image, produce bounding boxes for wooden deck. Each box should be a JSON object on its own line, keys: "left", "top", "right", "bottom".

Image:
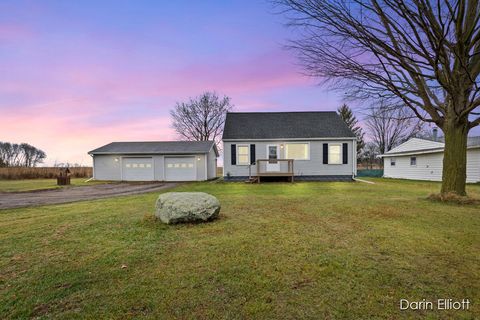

{"left": 250, "top": 159, "right": 294, "bottom": 183}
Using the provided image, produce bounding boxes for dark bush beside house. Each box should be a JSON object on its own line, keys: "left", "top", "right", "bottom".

{"left": 357, "top": 169, "right": 383, "bottom": 177}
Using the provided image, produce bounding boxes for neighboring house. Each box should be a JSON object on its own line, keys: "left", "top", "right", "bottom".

{"left": 222, "top": 111, "right": 357, "bottom": 181}
{"left": 88, "top": 141, "right": 218, "bottom": 181}
{"left": 381, "top": 137, "right": 480, "bottom": 183}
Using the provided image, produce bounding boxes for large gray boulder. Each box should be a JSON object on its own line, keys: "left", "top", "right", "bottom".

{"left": 155, "top": 192, "right": 220, "bottom": 224}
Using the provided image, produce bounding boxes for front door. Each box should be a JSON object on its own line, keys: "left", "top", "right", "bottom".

{"left": 266, "top": 145, "right": 280, "bottom": 172}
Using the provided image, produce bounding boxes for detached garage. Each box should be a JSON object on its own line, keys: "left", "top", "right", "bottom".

{"left": 88, "top": 141, "right": 218, "bottom": 182}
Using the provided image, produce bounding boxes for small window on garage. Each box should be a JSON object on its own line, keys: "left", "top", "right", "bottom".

{"left": 174, "top": 164, "right": 180, "bottom": 168}
{"left": 139, "top": 164, "right": 145, "bottom": 168}
{"left": 188, "top": 163, "right": 194, "bottom": 168}
{"left": 410, "top": 156, "right": 417, "bottom": 166}
{"left": 146, "top": 164, "right": 152, "bottom": 168}
{"left": 126, "top": 164, "right": 131, "bottom": 168}
{"left": 133, "top": 164, "right": 138, "bottom": 168}
{"left": 391, "top": 158, "right": 396, "bottom": 166}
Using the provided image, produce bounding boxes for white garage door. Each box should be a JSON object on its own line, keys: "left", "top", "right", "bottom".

{"left": 165, "top": 157, "right": 196, "bottom": 181}
{"left": 122, "top": 157, "right": 154, "bottom": 181}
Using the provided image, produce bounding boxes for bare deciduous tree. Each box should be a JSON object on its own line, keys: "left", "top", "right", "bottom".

{"left": 359, "top": 142, "right": 381, "bottom": 169}
{"left": 366, "top": 104, "right": 425, "bottom": 154}
{"left": 0, "top": 142, "right": 46, "bottom": 167}
{"left": 276, "top": 0, "right": 480, "bottom": 195}
{"left": 170, "top": 92, "right": 233, "bottom": 151}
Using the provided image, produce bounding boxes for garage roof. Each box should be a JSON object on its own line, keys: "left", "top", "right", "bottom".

{"left": 380, "top": 136, "right": 480, "bottom": 157}
{"left": 222, "top": 111, "right": 356, "bottom": 140}
{"left": 89, "top": 141, "right": 218, "bottom": 156}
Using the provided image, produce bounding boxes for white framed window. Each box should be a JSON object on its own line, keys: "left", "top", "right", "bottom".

{"left": 410, "top": 156, "right": 417, "bottom": 166}
{"left": 328, "top": 144, "right": 342, "bottom": 164}
{"left": 285, "top": 143, "right": 309, "bottom": 160}
{"left": 391, "top": 158, "right": 396, "bottom": 166}
{"left": 237, "top": 145, "right": 250, "bottom": 165}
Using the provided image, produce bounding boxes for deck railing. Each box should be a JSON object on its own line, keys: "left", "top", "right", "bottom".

{"left": 254, "top": 159, "right": 294, "bottom": 182}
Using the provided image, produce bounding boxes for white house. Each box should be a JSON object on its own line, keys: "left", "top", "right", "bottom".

{"left": 222, "top": 111, "right": 357, "bottom": 182}
{"left": 88, "top": 141, "right": 218, "bottom": 182}
{"left": 381, "top": 136, "right": 480, "bottom": 183}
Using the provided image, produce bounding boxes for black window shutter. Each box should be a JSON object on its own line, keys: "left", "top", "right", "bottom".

{"left": 342, "top": 143, "right": 348, "bottom": 164}
{"left": 250, "top": 144, "right": 256, "bottom": 164}
{"left": 231, "top": 144, "right": 236, "bottom": 165}
{"left": 323, "top": 143, "right": 328, "bottom": 164}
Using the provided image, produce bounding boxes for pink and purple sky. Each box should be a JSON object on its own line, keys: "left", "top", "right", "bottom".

{"left": 1, "top": 1, "right": 360, "bottom": 165}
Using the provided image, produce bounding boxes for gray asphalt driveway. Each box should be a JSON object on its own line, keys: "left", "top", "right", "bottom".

{"left": 0, "top": 182, "right": 180, "bottom": 209}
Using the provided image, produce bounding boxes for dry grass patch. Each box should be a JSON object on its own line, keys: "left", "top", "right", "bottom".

{"left": 427, "top": 192, "right": 480, "bottom": 205}
{"left": 0, "top": 167, "right": 92, "bottom": 180}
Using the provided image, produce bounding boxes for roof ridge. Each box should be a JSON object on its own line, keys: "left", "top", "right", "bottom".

{"left": 108, "top": 141, "right": 214, "bottom": 143}
{"left": 410, "top": 137, "right": 445, "bottom": 143}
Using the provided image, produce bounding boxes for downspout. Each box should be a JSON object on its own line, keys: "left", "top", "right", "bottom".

{"left": 352, "top": 139, "right": 357, "bottom": 178}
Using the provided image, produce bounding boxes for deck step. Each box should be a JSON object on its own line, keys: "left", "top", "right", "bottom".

{"left": 245, "top": 177, "right": 259, "bottom": 183}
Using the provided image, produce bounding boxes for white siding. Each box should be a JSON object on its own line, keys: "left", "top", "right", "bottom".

{"left": 223, "top": 140, "right": 355, "bottom": 177}
{"left": 195, "top": 154, "right": 206, "bottom": 181}
{"left": 154, "top": 156, "right": 165, "bottom": 180}
{"left": 383, "top": 148, "right": 480, "bottom": 183}
{"left": 207, "top": 148, "right": 218, "bottom": 179}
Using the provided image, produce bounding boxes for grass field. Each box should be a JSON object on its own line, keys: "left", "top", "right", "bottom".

{"left": 0, "top": 178, "right": 105, "bottom": 192}
{"left": 0, "top": 179, "right": 479, "bottom": 319}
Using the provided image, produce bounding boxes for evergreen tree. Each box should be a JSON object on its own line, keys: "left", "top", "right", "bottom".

{"left": 337, "top": 104, "right": 365, "bottom": 153}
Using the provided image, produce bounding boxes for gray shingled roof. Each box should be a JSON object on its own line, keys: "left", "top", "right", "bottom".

{"left": 222, "top": 112, "right": 356, "bottom": 140}
{"left": 89, "top": 141, "right": 216, "bottom": 155}
{"left": 381, "top": 136, "right": 480, "bottom": 156}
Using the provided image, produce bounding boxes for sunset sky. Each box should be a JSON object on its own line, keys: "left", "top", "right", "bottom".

{"left": 1, "top": 0, "right": 449, "bottom": 166}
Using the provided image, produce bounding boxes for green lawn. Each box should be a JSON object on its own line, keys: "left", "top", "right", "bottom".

{"left": 0, "top": 178, "right": 106, "bottom": 192}
{"left": 0, "top": 179, "right": 479, "bottom": 319}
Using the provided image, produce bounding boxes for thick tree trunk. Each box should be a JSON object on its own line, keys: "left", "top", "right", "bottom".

{"left": 441, "top": 118, "right": 469, "bottom": 196}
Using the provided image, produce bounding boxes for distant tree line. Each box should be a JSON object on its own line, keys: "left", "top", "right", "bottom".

{"left": 0, "top": 142, "right": 46, "bottom": 167}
